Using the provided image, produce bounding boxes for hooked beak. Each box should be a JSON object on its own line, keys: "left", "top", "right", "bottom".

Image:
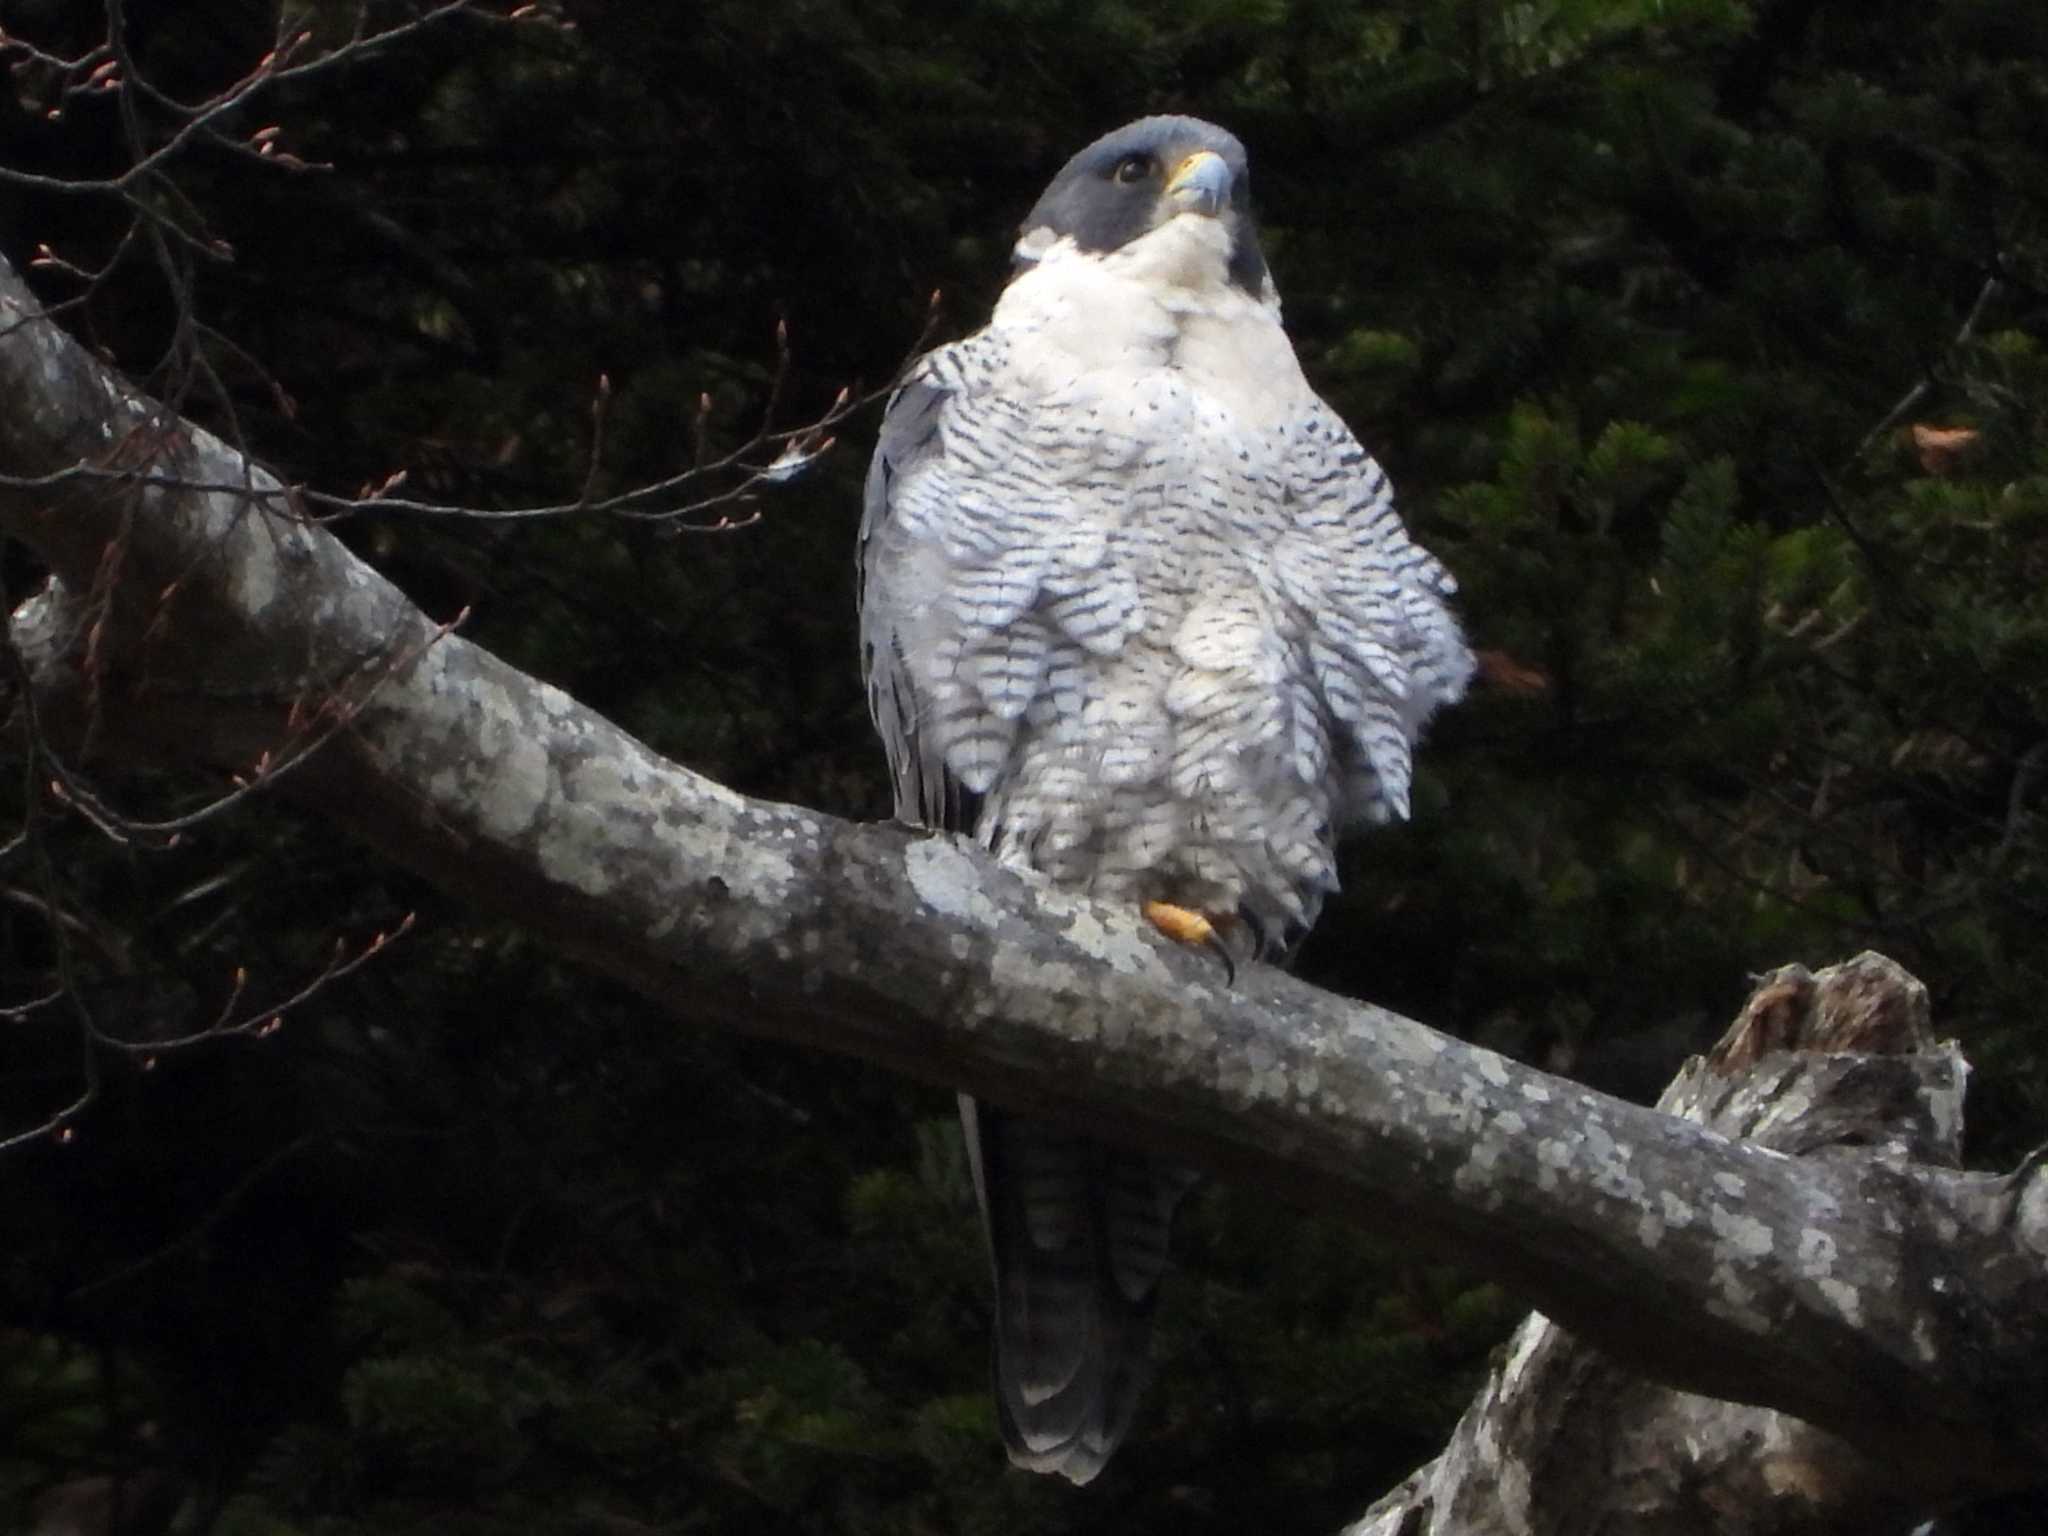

{"left": 1165, "top": 149, "right": 1231, "bottom": 218}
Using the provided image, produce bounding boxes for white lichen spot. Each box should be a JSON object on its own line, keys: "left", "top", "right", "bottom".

{"left": 534, "top": 752, "right": 637, "bottom": 898}
{"left": 571, "top": 750, "right": 636, "bottom": 805}
{"left": 1043, "top": 889, "right": 1171, "bottom": 979}
{"left": 534, "top": 820, "right": 612, "bottom": 897}
{"left": 1494, "top": 1110, "right": 1526, "bottom": 1137}
{"left": 1520, "top": 1081, "right": 1553, "bottom": 1104}
{"left": 1710, "top": 1204, "right": 1774, "bottom": 1259}
{"left": 987, "top": 944, "right": 1087, "bottom": 1028}
{"left": 669, "top": 806, "right": 799, "bottom": 926}
{"left": 1477, "top": 1052, "right": 1510, "bottom": 1088}
{"left": 1660, "top": 1191, "right": 1695, "bottom": 1228}
{"left": 1704, "top": 1276, "right": 1772, "bottom": 1335}
{"left": 1581, "top": 1122, "right": 1646, "bottom": 1212}
{"left": 1911, "top": 1313, "right": 1939, "bottom": 1364}
{"left": 468, "top": 682, "right": 550, "bottom": 842}
{"left": 1636, "top": 1211, "right": 1664, "bottom": 1249}
{"left": 1453, "top": 1134, "right": 1502, "bottom": 1193}
{"left": 1534, "top": 1136, "right": 1573, "bottom": 1192}
{"left": 1217, "top": 1032, "right": 1295, "bottom": 1105}
{"left": 1423, "top": 1089, "right": 1474, "bottom": 1134}
{"left": 1714, "top": 1171, "right": 1747, "bottom": 1198}
{"left": 905, "top": 837, "right": 1004, "bottom": 930}
{"left": 229, "top": 517, "right": 281, "bottom": 614}
{"left": 1817, "top": 1276, "right": 1863, "bottom": 1327}
{"left": 1797, "top": 1226, "right": 1837, "bottom": 1276}
{"left": 1352, "top": 1012, "right": 1446, "bottom": 1072}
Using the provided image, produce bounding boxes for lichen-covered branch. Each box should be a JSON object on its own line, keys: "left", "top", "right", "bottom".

{"left": 4, "top": 251, "right": 2047, "bottom": 1519}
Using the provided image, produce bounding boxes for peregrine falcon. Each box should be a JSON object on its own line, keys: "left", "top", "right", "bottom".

{"left": 859, "top": 116, "right": 1472, "bottom": 1482}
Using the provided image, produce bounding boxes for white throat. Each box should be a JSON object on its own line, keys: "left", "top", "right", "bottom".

{"left": 996, "top": 215, "right": 1275, "bottom": 370}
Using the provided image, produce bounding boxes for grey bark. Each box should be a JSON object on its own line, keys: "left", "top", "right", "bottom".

{"left": 1353, "top": 954, "right": 1974, "bottom": 1535}
{"left": 3, "top": 253, "right": 2046, "bottom": 1531}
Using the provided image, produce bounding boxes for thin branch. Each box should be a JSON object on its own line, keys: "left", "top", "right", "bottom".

{"left": 0, "top": 3, "right": 520, "bottom": 197}
{"left": 0, "top": 350, "right": 911, "bottom": 529}
{"left": 1852, "top": 273, "right": 2004, "bottom": 464}
{"left": 98, "top": 913, "right": 415, "bottom": 1056}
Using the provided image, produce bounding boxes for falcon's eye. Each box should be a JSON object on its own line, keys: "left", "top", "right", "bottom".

{"left": 1112, "top": 153, "right": 1152, "bottom": 185}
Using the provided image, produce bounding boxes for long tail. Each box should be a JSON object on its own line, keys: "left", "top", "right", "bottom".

{"left": 960, "top": 1094, "right": 1198, "bottom": 1483}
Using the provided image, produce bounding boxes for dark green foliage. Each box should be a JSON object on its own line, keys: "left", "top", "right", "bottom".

{"left": 4, "top": 0, "right": 2048, "bottom": 1530}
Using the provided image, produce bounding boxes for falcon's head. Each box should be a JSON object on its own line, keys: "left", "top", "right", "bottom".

{"left": 1013, "top": 116, "right": 1268, "bottom": 296}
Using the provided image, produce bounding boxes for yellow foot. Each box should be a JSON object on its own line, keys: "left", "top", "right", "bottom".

{"left": 1142, "top": 900, "right": 1217, "bottom": 947}
{"left": 1141, "top": 901, "right": 1237, "bottom": 984}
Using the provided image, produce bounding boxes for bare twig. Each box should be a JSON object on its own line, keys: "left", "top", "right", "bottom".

{"left": 101, "top": 913, "right": 417, "bottom": 1057}
{"left": 1852, "top": 273, "right": 2004, "bottom": 464}
{"left": 0, "top": 348, "right": 913, "bottom": 530}
{"left": 45, "top": 602, "right": 473, "bottom": 850}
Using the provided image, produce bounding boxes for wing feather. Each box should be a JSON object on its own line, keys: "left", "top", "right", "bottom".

{"left": 1283, "top": 400, "right": 1473, "bottom": 827}
{"left": 860, "top": 334, "right": 1155, "bottom": 833}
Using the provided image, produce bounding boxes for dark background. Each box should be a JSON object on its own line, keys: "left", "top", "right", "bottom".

{"left": 4, "top": 1, "right": 2047, "bottom": 1530}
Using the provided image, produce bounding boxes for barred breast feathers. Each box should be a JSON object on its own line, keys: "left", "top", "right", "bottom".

{"left": 859, "top": 215, "right": 1472, "bottom": 930}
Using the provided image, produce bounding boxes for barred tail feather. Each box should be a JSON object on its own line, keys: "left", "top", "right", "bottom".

{"left": 960, "top": 1096, "right": 1196, "bottom": 1484}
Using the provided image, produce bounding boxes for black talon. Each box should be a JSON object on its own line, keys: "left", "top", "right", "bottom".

{"left": 1206, "top": 929, "right": 1237, "bottom": 986}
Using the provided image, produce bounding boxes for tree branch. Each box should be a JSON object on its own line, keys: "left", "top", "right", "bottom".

{"left": 4, "top": 251, "right": 2047, "bottom": 1514}
{"left": 1354, "top": 954, "right": 1981, "bottom": 1534}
